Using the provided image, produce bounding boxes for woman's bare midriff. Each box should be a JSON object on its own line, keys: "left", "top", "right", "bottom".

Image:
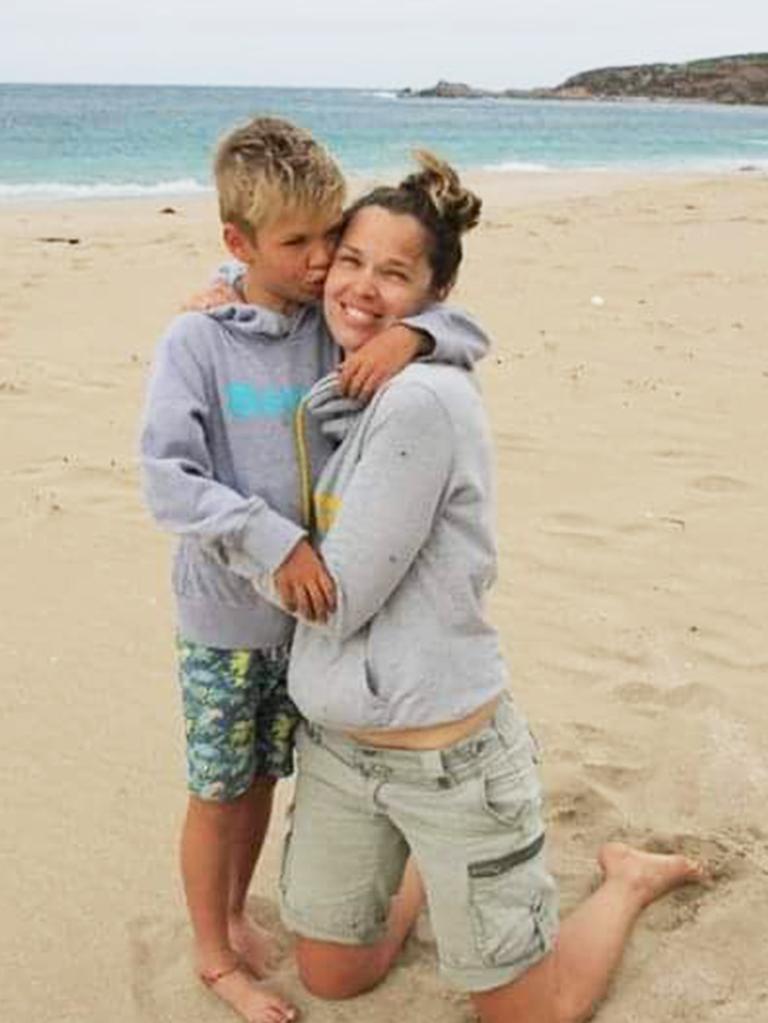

{"left": 346, "top": 694, "right": 501, "bottom": 750}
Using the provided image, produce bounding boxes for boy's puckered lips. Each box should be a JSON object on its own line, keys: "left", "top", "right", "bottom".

{"left": 304, "top": 275, "right": 326, "bottom": 294}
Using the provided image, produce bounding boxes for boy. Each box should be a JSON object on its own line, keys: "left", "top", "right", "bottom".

{"left": 141, "top": 116, "right": 488, "bottom": 1023}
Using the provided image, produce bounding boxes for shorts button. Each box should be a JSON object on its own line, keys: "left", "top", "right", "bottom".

{"left": 437, "top": 776, "right": 451, "bottom": 789}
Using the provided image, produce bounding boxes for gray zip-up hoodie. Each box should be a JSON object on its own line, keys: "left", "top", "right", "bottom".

{"left": 140, "top": 303, "right": 489, "bottom": 649}
{"left": 282, "top": 363, "right": 509, "bottom": 730}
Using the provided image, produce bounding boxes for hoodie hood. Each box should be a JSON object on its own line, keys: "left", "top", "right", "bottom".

{"left": 302, "top": 371, "right": 367, "bottom": 444}
{"left": 205, "top": 301, "right": 319, "bottom": 341}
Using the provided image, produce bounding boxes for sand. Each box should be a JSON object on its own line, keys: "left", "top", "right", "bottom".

{"left": 2, "top": 169, "right": 767, "bottom": 1022}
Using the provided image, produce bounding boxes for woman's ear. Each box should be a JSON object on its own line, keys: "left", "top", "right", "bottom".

{"left": 433, "top": 278, "right": 455, "bottom": 303}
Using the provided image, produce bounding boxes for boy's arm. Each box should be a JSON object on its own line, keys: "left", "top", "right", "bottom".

{"left": 201, "top": 265, "right": 490, "bottom": 376}
{"left": 140, "top": 320, "right": 305, "bottom": 577}
{"left": 339, "top": 304, "right": 490, "bottom": 400}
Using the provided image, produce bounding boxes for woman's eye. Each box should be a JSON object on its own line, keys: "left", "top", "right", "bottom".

{"left": 385, "top": 270, "right": 408, "bottom": 281}
{"left": 338, "top": 254, "right": 360, "bottom": 266}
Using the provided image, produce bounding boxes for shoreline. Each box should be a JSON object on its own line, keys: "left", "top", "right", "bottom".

{"left": 0, "top": 168, "right": 763, "bottom": 217}
{"left": 1, "top": 162, "right": 766, "bottom": 208}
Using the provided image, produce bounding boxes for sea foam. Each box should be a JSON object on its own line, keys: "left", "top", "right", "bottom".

{"left": 0, "top": 179, "right": 211, "bottom": 202}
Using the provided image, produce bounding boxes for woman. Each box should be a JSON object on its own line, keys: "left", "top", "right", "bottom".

{"left": 267, "top": 152, "right": 704, "bottom": 1023}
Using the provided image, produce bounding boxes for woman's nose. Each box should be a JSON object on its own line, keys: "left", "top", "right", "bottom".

{"left": 349, "top": 268, "right": 378, "bottom": 299}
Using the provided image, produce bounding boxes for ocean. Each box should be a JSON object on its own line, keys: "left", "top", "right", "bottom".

{"left": 2, "top": 83, "right": 768, "bottom": 201}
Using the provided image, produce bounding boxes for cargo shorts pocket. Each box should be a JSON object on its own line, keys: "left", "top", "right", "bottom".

{"left": 479, "top": 738, "right": 543, "bottom": 831}
{"left": 468, "top": 834, "right": 558, "bottom": 969}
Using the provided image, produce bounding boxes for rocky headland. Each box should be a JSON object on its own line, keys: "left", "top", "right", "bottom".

{"left": 400, "top": 53, "right": 768, "bottom": 105}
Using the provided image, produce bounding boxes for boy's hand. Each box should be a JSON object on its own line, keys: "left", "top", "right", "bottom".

{"left": 181, "top": 281, "right": 240, "bottom": 312}
{"left": 339, "top": 325, "right": 434, "bottom": 401}
{"left": 273, "top": 540, "right": 337, "bottom": 622}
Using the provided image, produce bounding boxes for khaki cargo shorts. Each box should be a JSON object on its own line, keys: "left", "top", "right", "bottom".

{"left": 279, "top": 693, "right": 559, "bottom": 992}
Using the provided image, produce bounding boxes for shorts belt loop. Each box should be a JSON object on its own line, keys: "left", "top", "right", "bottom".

{"left": 421, "top": 749, "right": 446, "bottom": 779}
{"left": 491, "top": 699, "right": 512, "bottom": 750}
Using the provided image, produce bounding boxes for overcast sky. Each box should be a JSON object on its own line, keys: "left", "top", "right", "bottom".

{"left": 2, "top": 1, "right": 767, "bottom": 90}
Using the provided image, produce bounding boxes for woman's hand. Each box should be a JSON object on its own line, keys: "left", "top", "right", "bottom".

{"left": 339, "top": 325, "right": 433, "bottom": 400}
{"left": 181, "top": 281, "right": 240, "bottom": 312}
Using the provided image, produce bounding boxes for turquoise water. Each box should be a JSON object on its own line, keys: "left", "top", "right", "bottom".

{"left": 2, "top": 83, "right": 768, "bottom": 200}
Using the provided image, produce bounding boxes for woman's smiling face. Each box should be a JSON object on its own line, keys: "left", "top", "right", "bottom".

{"left": 323, "top": 205, "right": 438, "bottom": 353}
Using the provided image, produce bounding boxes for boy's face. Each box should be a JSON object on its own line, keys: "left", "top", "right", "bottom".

{"left": 223, "top": 206, "right": 341, "bottom": 314}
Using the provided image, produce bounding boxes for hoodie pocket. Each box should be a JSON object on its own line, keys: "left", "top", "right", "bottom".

{"left": 364, "top": 660, "right": 381, "bottom": 698}
{"left": 363, "top": 625, "right": 388, "bottom": 705}
{"left": 291, "top": 627, "right": 386, "bottom": 729}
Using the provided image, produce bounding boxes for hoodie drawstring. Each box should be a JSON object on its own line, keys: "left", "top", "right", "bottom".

{"left": 294, "top": 399, "right": 314, "bottom": 532}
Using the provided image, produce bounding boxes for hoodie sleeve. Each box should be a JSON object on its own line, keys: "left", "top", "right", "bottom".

{"left": 400, "top": 305, "right": 490, "bottom": 368}
{"left": 212, "top": 267, "right": 490, "bottom": 371}
{"left": 140, "top": 317, "right": 305, "bottom": 575}
{"left": 312, "top": 380, "right": 454, "bottom": 640}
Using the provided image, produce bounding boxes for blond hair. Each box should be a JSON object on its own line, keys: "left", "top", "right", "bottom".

{"left": 214, "top": 116, "right": 345, "bottom": 236}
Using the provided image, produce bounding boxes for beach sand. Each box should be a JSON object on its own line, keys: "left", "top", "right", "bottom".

{"left": 2, "top": 170, "right": 767, "bottom": 1021}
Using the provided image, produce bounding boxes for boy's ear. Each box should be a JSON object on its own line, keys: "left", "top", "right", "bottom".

{"left": 222, "top": 222, "right": 256, "bottom": 262}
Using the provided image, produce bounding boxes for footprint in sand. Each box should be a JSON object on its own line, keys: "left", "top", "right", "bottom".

{"left": 12, "top": 457, "right": 140, "bottom": 516}
{"left": 610, "top": 680, "right": 664, "bottom": 707}
{"left": 495, "top": 430, "right": 542, "bottom": 454}
{"left": 690, "top": 474, "right": 748, "bottom": 493}
{"left": 547, "top": 783, "right": 621, "bottom": 829}
{"left": 583, "top": 761, "right": 653, "bottom": 789}
{"left": 538, "top": 512, "right": 608, "bottom": 547}
{"left": 127, "top": 914, "right": 191, "bottom": 1022}
{"left": 610, "top": 678, "right": 728, "bottom": 715}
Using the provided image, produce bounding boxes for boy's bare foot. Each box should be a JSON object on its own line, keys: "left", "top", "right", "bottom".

{"left": 229, "top": 915, "right": 284, "bottom": 975}
{"left": 598, "top": 841, "right": 708, "bottom": 908}
{"left": 199, "top": 959, "right": 296, "bottom": 1023}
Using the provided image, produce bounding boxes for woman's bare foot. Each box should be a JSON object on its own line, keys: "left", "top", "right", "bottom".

{"left": 229, "top": 915, "right": 284, "bottom": 976}
{"left": 598, "top": 841, "right": 708, "bottom": 908}
{"left": 199, "top": 959, "right": 296, "bottom": 1023}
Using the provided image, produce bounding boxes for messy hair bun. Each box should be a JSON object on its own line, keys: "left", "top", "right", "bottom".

{"left": 341, "top": 151, "right": 482, "bottom": 293}
{"left": 401, "top": 150, "right": 482, "bottom": 236}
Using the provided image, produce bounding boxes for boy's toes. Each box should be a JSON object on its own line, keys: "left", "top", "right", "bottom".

{"left": 199, "top": 960, "right": 297, "bottom": 1023}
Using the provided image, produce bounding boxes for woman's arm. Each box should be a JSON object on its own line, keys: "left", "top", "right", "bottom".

{"left": 315, "top": 379, "right": 454, "bottom": 640}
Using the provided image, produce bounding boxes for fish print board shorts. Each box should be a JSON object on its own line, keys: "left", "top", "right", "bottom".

{"left": 178, "top": 638, "right": 300, "bottom": 802}
{"left": 280, "top": 692, "right": 560, "bottom": 992}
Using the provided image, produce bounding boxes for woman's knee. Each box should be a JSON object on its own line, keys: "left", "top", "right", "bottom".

{"left": 295, "top": 938, "right": 384, "bottom": 1000}
{"left": 554, "top": 989, "right": 597, "bottom": 1023}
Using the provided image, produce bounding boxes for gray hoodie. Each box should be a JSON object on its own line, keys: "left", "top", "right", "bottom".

{"left": 284, "top": 363, "right": 509, "bottom": 730}
{"left": 140, "top": 303, "right": 489, "bottom": 649}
